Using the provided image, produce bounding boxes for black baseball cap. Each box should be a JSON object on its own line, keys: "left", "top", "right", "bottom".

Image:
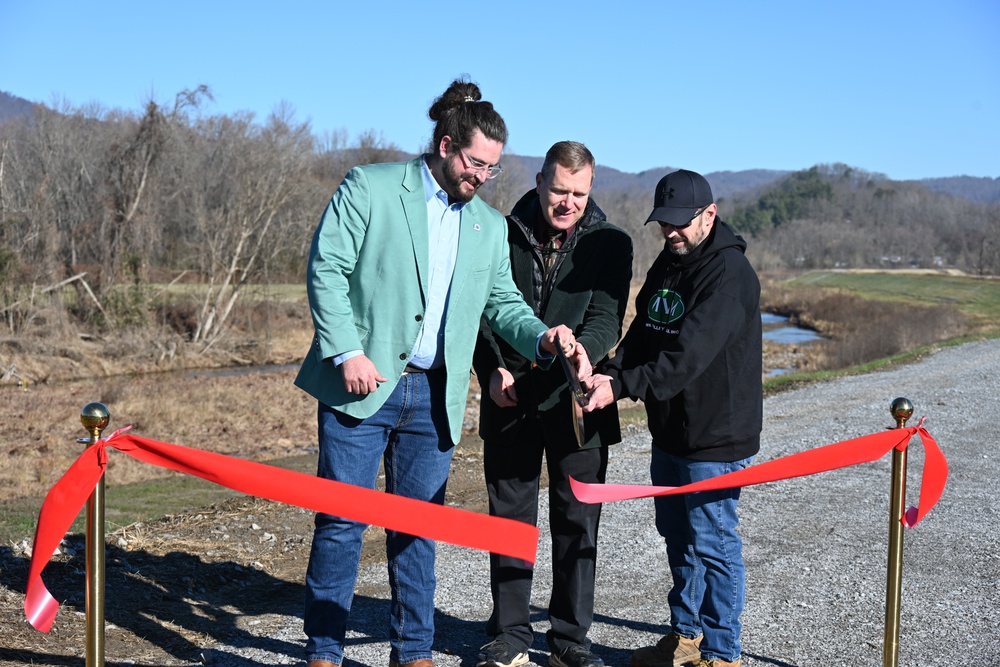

{"left": 644, "top": 169, "right": 714, "bottom": 226}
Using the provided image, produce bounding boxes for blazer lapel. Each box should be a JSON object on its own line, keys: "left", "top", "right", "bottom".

{"left": 400, "top": 159, "right": 430, "bottom": 299}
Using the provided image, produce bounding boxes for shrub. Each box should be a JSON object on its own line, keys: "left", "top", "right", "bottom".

{"left": 761, "top": 283, "right": 967, "bottom": 371}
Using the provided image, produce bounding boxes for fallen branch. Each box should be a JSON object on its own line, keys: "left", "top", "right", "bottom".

{"left": 1, "top": 363, "right": 35, "bottom": 388}
{"left": 77, "top": 277, "right": 109, "bottom": 321}
{"left": 0, "top": 273, "right": 88, "bottom": 316}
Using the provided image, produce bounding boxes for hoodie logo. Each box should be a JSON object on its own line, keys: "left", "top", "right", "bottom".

{"left": 647, "top": 289, "right": 685, "bottom": 324}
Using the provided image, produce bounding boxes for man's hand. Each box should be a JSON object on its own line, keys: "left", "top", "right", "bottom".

{"left": 583, "top": 373, "right": 615, "bottom": 412}
{"left": 340, "top": 354, "right": 387, "bottom": 395}
{"left": 488, "top": 368, "right": 519, "bottom": 408}
{"left": 570, "top": 342, "right": 593, "bottom": 380}
{"left": 541, "top": 325, "right": 576, "bottom": 357}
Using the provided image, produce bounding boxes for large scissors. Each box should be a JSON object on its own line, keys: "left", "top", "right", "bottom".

{"left": 556, "top": 335, "right": 587, "bottom": 447}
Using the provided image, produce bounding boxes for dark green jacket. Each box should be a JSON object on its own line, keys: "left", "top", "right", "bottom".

{"left": 473, "top": 189, "right": 633, "bottom": 449}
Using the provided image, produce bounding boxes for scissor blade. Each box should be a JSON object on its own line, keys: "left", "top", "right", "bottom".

{"left": 556, "top": 335, "right": 588, "bottom": 447}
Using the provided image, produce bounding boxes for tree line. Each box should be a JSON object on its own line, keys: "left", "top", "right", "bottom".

{"left": 722, "top": 165, "right": 1000, "bottom": 275}
{"left": 0, "top": 89, "right": 404, "bottom": 344}
{"left": 1, "top": 91, "right": 997, "bottom": 349}
{"left": 594, "top": 164, "right": 999, "bottom": 280}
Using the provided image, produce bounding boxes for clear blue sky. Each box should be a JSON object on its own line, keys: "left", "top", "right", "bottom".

{"left": 2, "top": 0, "right": 997, "bottom": 180}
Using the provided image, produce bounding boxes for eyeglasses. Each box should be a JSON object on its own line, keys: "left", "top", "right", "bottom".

{"left": 458, "top": 148, "right": 503, "bottom": 180}
{"left": 657, "top": 207, "right": 706, "bottom": 229}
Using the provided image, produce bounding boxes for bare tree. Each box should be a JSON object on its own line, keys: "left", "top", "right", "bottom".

{"left": 595, "top": 187, "right": 662, "bottom": 279}
{"left": 186, "top": 107, "right": 316, "bottom": 348}
{"left": 477, "top": 156, "right": 531, "bottom": 216}
{"left": 8, "top": 104, "right": 114, "bottom": 326}
{"left": 312, "top": 128, "right": 405, "bottom": 191}
{"left": 98, "top": 100, "right": 168, "bottom": 293}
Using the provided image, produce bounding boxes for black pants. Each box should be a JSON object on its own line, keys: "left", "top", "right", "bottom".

{"left": 483, "top": 424, "right": 609, "bottom": 653}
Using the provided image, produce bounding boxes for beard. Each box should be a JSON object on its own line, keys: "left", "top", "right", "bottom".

{"left": 667, "top": 239, "right": 694, "bottom": 256}
{"left": 441, "top": 156, "right": 481, "bottom": 204}
{"left": 665, "top": 236, "right": 694, "bottom": 256}
{"left": 665, "top": 225, "right": 708, "bottom": 256}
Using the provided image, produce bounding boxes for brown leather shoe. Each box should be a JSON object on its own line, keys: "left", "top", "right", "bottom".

{"left": 389, "top": 660, "right": 434, "bottom": 667}
{"left": 307, "top": 661, "right": 339, "bottom": 667}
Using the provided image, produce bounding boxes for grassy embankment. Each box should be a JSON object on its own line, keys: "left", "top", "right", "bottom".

{"left": 762, "top": 270, "right": 999, "bottom": 382}
{"left": 3, "top": 271, "right": 998, "bottom": 543}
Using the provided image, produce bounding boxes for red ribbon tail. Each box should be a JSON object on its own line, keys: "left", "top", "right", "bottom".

{"left": 25, "top": 443, "right": 108, "bottom": 631}
{"left": 24, "top": 581, "right": 59, "bottom": 633}
{"left": 902, "top": 427, "right": 948, "bottom": 527}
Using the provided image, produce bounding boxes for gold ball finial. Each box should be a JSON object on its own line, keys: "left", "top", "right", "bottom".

{"left": 81, "top": 402, "right": 111, "bottom": 435}
{"left": 889, "top": 397, "right": 913, "bottom": 428}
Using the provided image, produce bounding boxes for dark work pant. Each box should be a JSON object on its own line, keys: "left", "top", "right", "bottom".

{"left": 483, "top": 424, "right": 608, "bottom": 653}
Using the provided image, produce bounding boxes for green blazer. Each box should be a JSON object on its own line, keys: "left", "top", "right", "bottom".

{"left": 294, "top": 158, "right": 547, "bottom": 443}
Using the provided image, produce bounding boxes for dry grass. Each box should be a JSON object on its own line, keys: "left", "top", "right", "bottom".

{"left": 0, "top": 299, "right": 317, "bottom": 502}
{"left": 761, "top": 282, "right": 967, "bottom": 371}
{"left": 0, "top": 369, "right": 319, "bottom": 502}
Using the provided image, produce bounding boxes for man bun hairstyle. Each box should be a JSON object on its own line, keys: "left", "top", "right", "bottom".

{"left": 541, "top": 141, "right": 596, "bottom": 181}
{"left": 428, "top": 77, "right": 508, "bottom": 151}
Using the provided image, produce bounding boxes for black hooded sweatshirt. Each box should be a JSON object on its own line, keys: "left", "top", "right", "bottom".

{"left": 605, "top": 218, "right": 762, "bottom": 462}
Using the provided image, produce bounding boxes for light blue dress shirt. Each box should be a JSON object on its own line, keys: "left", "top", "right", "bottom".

{"left": 406, "top": 158, "right": 464, "bottom": 369}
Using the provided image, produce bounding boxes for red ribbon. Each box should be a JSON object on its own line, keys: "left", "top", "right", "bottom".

{"left": 571, "top": 426, "right": 946, "bottom": 530}
{"left": 25, "top": 429, "right": 539, "bottom": 632}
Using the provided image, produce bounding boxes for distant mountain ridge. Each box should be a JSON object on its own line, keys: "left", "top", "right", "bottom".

{"left": 0, "top": 90, "right": 36, "bottom": 122}
{"left": 594, "top": 165, "right": 791, "bottom": 201}
{"left": 506, "top": 154, "right": 788, "bottom": 199}
{"left": 913, "top": 176, "right": 1000, "bottom": 204}
{"left": 1, "top": 90, "right": 996, "bottom": 203}
{"left": 505, "top": 157, "right": 1000, "bottom": 204}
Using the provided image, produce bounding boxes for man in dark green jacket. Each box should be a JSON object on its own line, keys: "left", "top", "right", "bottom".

{"left": 473, "top": 141, "right": 633, "bottom": 667}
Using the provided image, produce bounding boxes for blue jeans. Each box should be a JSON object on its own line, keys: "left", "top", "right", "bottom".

{"left": 304, "top": 370, "right": 454, "bottom": 665}
{"left": 650, "top": 447, "right": 752, "bottom": 663}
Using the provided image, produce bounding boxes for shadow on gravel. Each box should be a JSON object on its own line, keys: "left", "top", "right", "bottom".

{"left": 740, "top": 654, "right": 796, "bottom": 666}
{"left": 1, "top": 539, "right": 809, "bottom": 667}
{"left": 3, "top": 543, "right": 549, "bottom": 666}
{"left": 3, "top": 540, "right": 802, "bottom": 667}
{"left": 2, "top": 542, "right": 306, "bottom": 665}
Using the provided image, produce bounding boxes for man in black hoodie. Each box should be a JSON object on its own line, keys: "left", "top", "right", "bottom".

{"left": 585, "top": 169, "right": 762, "bottom": 667}
{"left": 473, "top": 141, "right": 633, "bottom": 667}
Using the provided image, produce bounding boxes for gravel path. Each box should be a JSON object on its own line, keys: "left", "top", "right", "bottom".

{"left": 208, "top": 339, "right": 1000, "bottom": 666}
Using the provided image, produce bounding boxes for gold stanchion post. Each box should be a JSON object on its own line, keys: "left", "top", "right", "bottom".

{"left": 80, "top": 402, "right": 110, "bottom": 667}
{"left": 883, "top": 397, "right": 913, "bottom": 667}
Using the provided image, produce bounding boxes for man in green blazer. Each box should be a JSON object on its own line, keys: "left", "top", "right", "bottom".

{"left": 295, "top": 79, "right": 577, "bottom": 667}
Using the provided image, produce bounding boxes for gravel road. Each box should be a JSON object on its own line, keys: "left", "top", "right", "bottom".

{"left": 207, "top": 338, "right": 1000, "bottom": 666}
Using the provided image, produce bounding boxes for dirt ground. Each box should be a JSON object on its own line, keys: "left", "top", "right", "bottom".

{"left": 0, "top": 327, "right": 810, "bottom": 667}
